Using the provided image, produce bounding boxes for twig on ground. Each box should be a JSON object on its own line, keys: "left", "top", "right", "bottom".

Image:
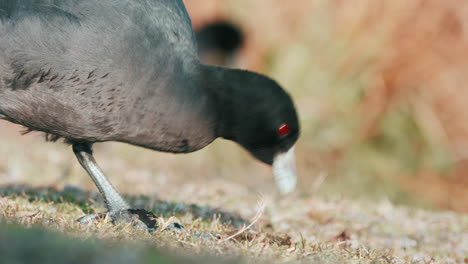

{"left": 219, "top": 194, "right": 266, "bottom": 243}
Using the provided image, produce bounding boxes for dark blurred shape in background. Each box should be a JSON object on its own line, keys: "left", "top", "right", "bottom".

{"left": 195, "top": 21, "right": 244, "bottom": 66}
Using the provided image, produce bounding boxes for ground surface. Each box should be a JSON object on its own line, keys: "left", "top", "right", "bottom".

{"left": 0, "top": 121, "right": 466, "bottom": 264}
{"left": 1, "top": 185, "right": 467, "bottom": 264}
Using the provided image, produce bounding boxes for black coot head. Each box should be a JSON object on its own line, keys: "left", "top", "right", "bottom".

{"left": 235, "top": 87, "right": 299, "bottom": 164}
{"left": 224, "top": 71, "right": 300, "bottom": 193}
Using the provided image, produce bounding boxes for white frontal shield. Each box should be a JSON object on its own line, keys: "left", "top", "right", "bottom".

{"left": 272, "top": 146, "right": 297, "bottom": 194}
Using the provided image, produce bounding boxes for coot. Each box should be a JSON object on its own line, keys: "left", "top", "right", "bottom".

{"left": 0, "top": 0, "right": 299, "bottom": 227}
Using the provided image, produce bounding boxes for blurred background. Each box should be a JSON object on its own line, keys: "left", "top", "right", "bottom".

{"left": 1, "top": 0, "right": 468, "bottom": 213}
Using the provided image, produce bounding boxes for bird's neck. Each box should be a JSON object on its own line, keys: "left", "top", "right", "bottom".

{"left": 199, "top": 64, "right": 239, "bottom": 141}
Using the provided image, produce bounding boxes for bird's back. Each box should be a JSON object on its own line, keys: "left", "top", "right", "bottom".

{"left": 0, "top": 0, "right": 215, "bottom": 152}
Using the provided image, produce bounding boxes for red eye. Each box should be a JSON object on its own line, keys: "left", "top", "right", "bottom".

{"left": 277, "top": 123, "right": 290, "bottom": 136}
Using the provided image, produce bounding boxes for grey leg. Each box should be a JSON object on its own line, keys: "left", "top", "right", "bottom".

{"left": 72, "top": 143, "right": 180, "bottom": 231}
{"left": 72, "top": 143, "right": 129, "bottom": 212}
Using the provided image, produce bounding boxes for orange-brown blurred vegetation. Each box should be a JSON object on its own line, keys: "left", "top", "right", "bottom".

{"left": 185, "top": 0, "right": 468, "bottom": 212}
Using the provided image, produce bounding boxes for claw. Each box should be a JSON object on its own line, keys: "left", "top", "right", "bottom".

{"left": 164, "top": 222, "right": 185, "bottom": 232}
{"left": 113, "top": 209, "right": 158, "bottom": 231}
{"left": 77, "top": 209, "right": 158, "bottom": 231}
{"left": 76, "top": 209, "right": 184, "bottom": 233}
{"left": 77, "top": 213, "right": 106, "bottom": 223}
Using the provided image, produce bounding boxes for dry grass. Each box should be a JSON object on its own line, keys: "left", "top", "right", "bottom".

{"left": 1, "top": 184, "right": 467, "bottom": 263}
{"left": 0, "top": 122, "right": 467, "bottom": 263}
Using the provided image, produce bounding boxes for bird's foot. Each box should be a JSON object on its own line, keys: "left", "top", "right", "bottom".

{"left": 77, "top": 209, "right": 178, "bottom": 232}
